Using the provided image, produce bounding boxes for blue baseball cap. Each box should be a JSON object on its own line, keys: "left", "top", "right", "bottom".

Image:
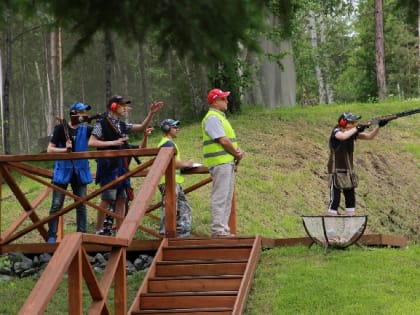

{"left": 70, "top": 102, "right": 91, "bottom": 114}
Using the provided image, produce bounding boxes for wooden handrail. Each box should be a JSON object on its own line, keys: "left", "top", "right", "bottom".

{"left": 0, "top": 147, "right": 238, "bottom": 314}
{"left": 17, "top": 148, "right": 177, "bottom": 314}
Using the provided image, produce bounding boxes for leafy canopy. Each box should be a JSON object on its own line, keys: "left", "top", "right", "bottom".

{"left": 29, "top": 0, "right": 268, "bottom": 66}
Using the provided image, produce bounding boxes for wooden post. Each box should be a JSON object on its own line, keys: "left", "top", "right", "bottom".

{"left": 57, "top": 216, "right": 64, "bottom": 242}
{"left": 165, "top": 153, "right": 177, "bottom": 238}
{"left": 228, "top": 185, "right": 237, "bottom": 235}
{"left": 114, "top": 248, "right": 127, "bottom": 315}
{"left": 68, "top": 247, "right": 83, "bottom": 314}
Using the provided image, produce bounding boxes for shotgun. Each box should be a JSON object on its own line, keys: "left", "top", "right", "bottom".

{"left": 102, "top": 114, "right": 141, "bottom": 165}
{"left": 70, "top": 113, "right": 101, "bottom": 125}
{"left": 363, "top": 108, "right": 420, "bottom": 126}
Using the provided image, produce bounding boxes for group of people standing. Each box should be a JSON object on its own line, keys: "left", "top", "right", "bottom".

{"left": 46, "top": 87, "right": 387, "bottom": 243}
{"left": 46, "top": 88, "right": 243, "bottom": 243}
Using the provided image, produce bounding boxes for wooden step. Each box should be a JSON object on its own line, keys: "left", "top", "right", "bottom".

{"left": 167, "top": 237, "right": 255, "bottom": 247}
{"left": 148, "top": 275, "right": 243, "bottom": 292}
{"left": 132, "top": 307, "right": 232, "bottom": 314}
{"left": 155, "top": 260, "right": 248, "bottom": 277}
{"left": 128, "top": 236, "right": 262, "bottom": 315}
{"left": 162, "top": 244, "right": 252, "bottom": 261}
{"left": 139, "top": 292, "right": 237, "bottom": 310}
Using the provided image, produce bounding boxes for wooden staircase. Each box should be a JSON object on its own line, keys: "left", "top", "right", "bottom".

{"left": 129, "top": 236, "right": 261, "bottom": 315}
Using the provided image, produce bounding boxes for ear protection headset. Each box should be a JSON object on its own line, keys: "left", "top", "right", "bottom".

{"left": 339, "top": 115, "right": 347, "bottom": 128}
{"left": 109, "top": 102, "right": 118, "bottom": 111}
{"left": 161, "top": 123, "right": 171, "bottom": 132}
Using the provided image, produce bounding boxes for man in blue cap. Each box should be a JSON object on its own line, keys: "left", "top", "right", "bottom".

{"left": 46, "top": 102, "right": 94, "bottom": 243}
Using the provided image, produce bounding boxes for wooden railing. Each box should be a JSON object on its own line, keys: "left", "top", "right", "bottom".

{"left": 0, "top": 147, "right": 237, "bottom": 314}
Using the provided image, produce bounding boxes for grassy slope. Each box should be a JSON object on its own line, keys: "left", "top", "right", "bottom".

{"left": 1, "top": 100, "right": 419, "bottom": 314}
{"left": 177, "top": 100, "right": 420, "bottom": 240}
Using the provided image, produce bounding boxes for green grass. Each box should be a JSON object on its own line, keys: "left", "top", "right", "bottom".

{"left": 1, "top": 99, "right": 419, "bottom": 313}
{"left": 246, "top": 245, "right": 420, "bottom": 315}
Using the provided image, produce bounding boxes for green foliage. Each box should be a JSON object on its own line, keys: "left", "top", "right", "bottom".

{"left": 0, "top": 255, "right": 12, "bottom": 269}
{"left": 34, "top": 0, "right": 267, "bottom": 68}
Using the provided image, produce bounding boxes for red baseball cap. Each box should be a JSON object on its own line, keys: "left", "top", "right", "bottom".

{"left": 207, "top": 88, "right": 230, "bottom": 104}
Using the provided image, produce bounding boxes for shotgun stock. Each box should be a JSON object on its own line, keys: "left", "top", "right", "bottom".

{"left": 103, "top": 115, "right": 141, "bottom": 165}
{"left": 55, "top": 117, "right": 71, "bottom": 153}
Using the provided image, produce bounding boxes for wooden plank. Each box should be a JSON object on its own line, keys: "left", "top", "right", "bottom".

{"left": 132, "top": 307, "right": 233, "bottom": 314}
{"left": 359, "top": 234, "right": 407, "bottom": 247}
{"left": 114, "top": 248, "right": 127, "bottom": 315}
{"left": 139, "top": 293, "right": 236, "bottom": 310}
{"left": 0, "top": 238, "right": 162, "bottom": 254}
{"left": 233, "top": 235, "right": 261, "bottom": 314}
{"left": 167, "top": 237, "right": 255, "bottom": 247}
{"left": 68, "top": 247, "right": 83, "bottom": 314}
{"left": 162, "top": 246, "right": 251, "bottom": 261}
{"left": 0, "top": 148, "right": 161, "bottom": 162}
{"left": 164, "top": 154, "right": 177, "bottom": 238}
{"left": 155, "top": 261, "right": 247, "bottom": 277}
{"left": 148, "top": 276, "right": 242, "bottom": 292}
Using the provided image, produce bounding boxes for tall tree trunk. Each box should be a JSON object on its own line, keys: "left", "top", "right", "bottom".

{"left": 418, "top": 0, "right": 420, "bottom": 95}
{"left": 318, "top": 14, "right": 334, "bottom": 104}
{"left": 50, "top": 31, "right": 57, "bottom": 118}
{"left": 244, "top": 15, "right": 296, "bottom": 108}
{"left": 375, "top": 0, "right": 387, "bottom": 101}
{"left": 104, "top": 30, "right": 113, "bottom": 103}
{"left": 58, "top": 28, "right": 64, "bottom": 117}
{"left": 308, "top": 10, "right": 326, "bottom": 104}
{"left": 2, "top": 23, "right": 12, "bottom": 154}
{"left": 44, "top": 33, "right": 55, "bottom": 136}
{"left": 138, "top": 43, "right": 148, "bottom": 106}
{"left": 0, "top": 49, "right": 3, "bottom": 153}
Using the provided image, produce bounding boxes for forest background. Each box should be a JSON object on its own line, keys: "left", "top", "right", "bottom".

{"left": 0, "top": 0, "right": 419, "bottom": 155}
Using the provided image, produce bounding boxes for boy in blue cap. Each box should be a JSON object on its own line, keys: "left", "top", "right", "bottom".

{"left": 158, "top": 118, "right": 194, "bottom": 237}
{"left": 46, "top": 102, "right": 94, "bottom": 243}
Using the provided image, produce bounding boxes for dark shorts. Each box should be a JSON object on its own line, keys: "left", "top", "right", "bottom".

{"left": 101, "top": 188, "right": 127, "bottom": 201}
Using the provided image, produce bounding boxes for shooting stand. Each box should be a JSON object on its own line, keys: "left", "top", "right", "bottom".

{"left": 301, "top": 215, "right": 368, "bottom": 252}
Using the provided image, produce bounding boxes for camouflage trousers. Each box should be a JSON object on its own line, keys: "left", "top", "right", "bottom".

{"left": 159, "top": 183, "right": 192, "bottom": 237}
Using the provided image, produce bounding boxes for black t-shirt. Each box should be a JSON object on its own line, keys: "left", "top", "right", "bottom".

{"left": 50, "top": 124, "right": 93, "bottom": 150}
{"left": 327, "top": 127, "right": 356, "bottom": 172}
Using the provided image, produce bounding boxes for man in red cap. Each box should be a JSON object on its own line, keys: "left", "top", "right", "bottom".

{"left": 202, "top": 88, "right": 244, "bottom": 237}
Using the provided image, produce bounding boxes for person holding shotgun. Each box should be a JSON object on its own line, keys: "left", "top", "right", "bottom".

{"left": 327, "top": 112, "right": 388, "bottom": 216}
{"left": 46, "top": 102, "right": 94, "bottom": 243}
{"left": 88, "top": 95, "right": 163, "bottom": 235}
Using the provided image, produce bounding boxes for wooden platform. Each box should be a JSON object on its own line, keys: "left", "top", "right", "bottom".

{"left": 0, "top": 234, "right": 407, "bottom": 256}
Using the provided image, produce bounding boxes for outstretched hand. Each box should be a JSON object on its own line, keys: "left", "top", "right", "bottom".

{"left": 150, "top": 101, "right": 164, "bottom": 114}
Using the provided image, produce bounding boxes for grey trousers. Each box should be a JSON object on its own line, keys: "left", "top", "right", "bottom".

{"left": 209, "top": 163, "right": 235, "bottom": 235}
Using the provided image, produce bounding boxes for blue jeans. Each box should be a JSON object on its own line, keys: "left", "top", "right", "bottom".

{"left": 47, "top": 181, "right": 87, "bottom": 238}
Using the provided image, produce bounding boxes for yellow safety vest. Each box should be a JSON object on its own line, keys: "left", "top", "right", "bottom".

{"left": 202, "top": 109, "right": 238, "bottom": 167}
